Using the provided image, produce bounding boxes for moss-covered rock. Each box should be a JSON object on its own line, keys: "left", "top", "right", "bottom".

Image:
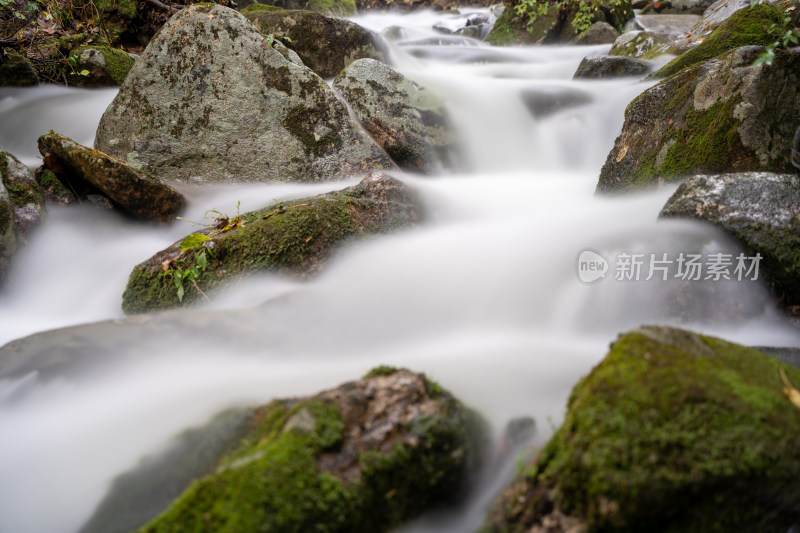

{"left": 651, "top": 3, "right": 788, "bottom": 79}
{"left": 609, "top": 31, "right": 671, "bottom": 58}
{"left": 485, "top": 0, "right": 634, "bottom": 46}
{"left": 596, "top": 46, "right": 800, "bottom": 193}
{"left": 245, "top": 9, "right": 389, "bottom": 78}
{"left": 66, "top": 46, "right": 135, "bottom": 87}
{"left": 238, "top": 0, "right": 356, "bottom": 16}
{"left": 94, "top": 0, "right": 139, "bottom": 45}
{"left": 0, "top": 152, "right": 46, "bottom": 281}
{"left": 482, "top": 325, "right": 800, "bottom": 532}
{"left": 121, "top": 172, "right": 421, "bottom": 313}
{"left": 569, "top": 20, "right": 619, "bottom": 44}
{"left": 34, "top": 168, "right": 77, "bottom": 206}
{"left": 38, "top": 131, "right": 185, "bottom": 223}
{"left": 333, "top": 59, "right": 456, "bottom": 173}
{"left": 136, "top": 367, "right": 487, "bottom": 533}
{"left": 660, "top": 172, "right": 800, "bottom": 305}
{"left": 573, "top": 54, "right": 651, "bottom": 78}
{"left": 95, "top": 4, "right": 391, "bottom": 183}
{"left": 0, "top": 52, "right": 39, "bottom": 86}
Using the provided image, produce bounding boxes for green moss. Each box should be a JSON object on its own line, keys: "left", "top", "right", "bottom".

{"left": 240, "top": 2, "right": 284, "bottom": 11}
{"left": 283, "top": 105, "right": 344, "bottom": 157}
{"left": 97, "top": 0, "right": 137, "bottom": 18}
{"left": 363, "top": 366, "right": 401, "bottom": 379}
{"left": 652, "top": 3, "right": 785, "bottom": 79}
{"left": 523, "top": 328, "right": 800, "bottom": 531}
{"left": 67, "top": 46, "right": 135, "bottom": 86}
{"left": 307, "top": 0, "right": 356, "bottom": 15}
{"left": 0, "top": 51, "right": 39, "bottom": 87}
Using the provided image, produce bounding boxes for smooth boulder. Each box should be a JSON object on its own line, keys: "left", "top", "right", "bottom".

{"left": 38, "top": 132, "right": 186, "bottom": 223}
{"left": 596, "top": 46, "right": 800, "bottom": 193}
{"left": 135, "top": 367, "right": 487, "bottom": 532}
{"left": 482, "top": 326, "right": 800, "bottom": 532}
{"left": 0, "top": 152, "right": 46, "bottom": 280}
{"left": 333, "top": 59, "right": 456, "bottom": 173}
{"left": 245, "top": 9, "right": 390, "bottom": 78}
{"left": 573, "top": 55, "right": 651, "bottom": 79}
{"left": 122, "top": 172, "right": 421, "bottom": 313}
{"left": 660, "top": 172, "right": 800, "bottom": 305}
{"left": 95, "top": 4, "right": 390, "bottom": 184}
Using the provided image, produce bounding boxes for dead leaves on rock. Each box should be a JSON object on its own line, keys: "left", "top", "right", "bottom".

{"left": 780, "top": 366, "right": 800, "bottom": 409}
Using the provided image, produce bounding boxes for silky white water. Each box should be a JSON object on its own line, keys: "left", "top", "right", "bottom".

{"left": 0, "top": 9, "right": 798, "bottom": 533}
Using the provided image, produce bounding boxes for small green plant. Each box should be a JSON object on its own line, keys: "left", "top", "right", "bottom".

{"left": 750, "top": 0, "right": 799, "bottom": 65}
{"left": 264, "top": 33, "right": 292, "bottom": 48}
{"left": 513, "top": 0, "right": 625, "bottom": 37}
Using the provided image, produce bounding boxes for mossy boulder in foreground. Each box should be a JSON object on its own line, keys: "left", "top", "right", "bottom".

{"left": 596, "top": 46, "right": 800, "bottom": 193}
{"left": 38, "top": 131, "right": 186, "bottom": 223}
{"left": 482, "top": 325, "right": 800, "bottom": 532}
{"left": 660, "top": 172, "right": 800, "bottom": 305}
{"left": 245, "top": 9, "right": 389, "bottom": 78}
{"left": 136, "top": 367, "right": 487, "bottom": 533}
{"left": 95, "top": 4, "right": 390, "bottom": 183}
{"left": 486, "top": 0, "right": 633, "bottom": 46}
{"left": 0, "top": 52, "right": 39, "bottom": 86}
{"left": 122, "top": 172, "right": 421, "bottom": 314}
{"left": 0, "top": 152, "right": 46, "bottom": 281}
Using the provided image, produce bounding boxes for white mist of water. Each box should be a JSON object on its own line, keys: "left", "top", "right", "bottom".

{"left": 0, "top": 11, "right": 798, "bottom": 533}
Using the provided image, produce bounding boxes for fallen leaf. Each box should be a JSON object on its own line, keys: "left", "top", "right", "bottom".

{"left": 616, "top": 144, "right": 628, "bottom": 162}
{"left": 780, "top": 366, "right": 800, "bottom": 409}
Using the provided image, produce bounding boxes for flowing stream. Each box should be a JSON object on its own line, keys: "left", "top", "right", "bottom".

{"left": 1, "top": 8, "right": 799, "bottom": 533}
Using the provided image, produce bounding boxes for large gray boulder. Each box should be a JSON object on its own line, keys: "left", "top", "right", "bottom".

{"left": 95, "top": 4, "right": 391, "bottom": 184}
{"left": 333, "top": 59, "right": 456, "bottom": 174}
{"left": 660, "top": 172, "right": 800, "bottom": 305}
{"left": 597, "top": 46, "right": 800, "bottom": 193}
{"left": 244, "top": 9, "right": 390, "bottom": 78}
{"left": 0, "top": 152, "right": 46, "bottom": 281}
{"left": 38, "top": 132, "right": 185, "bottom": 224}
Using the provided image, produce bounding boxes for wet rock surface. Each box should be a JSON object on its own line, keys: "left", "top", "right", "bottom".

{"left": 573, "top": 54, "right": 651, "bottom": 78}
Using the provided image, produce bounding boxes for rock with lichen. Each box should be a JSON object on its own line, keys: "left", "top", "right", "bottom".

{"left": 121, "top": 172, "right": 421, "bottom": 314}
{"left": 245, "top": 9, "right": 389, "bottom": 78}
{"left": 38, "top": 131, "right": 185, "bottom": 223}
{"left": 333, "top": 59, "right": 456, "bottom": 174}
{"left": 608, "top": 31, "right": 671, "bottom": 58}
{"left": 660, "top": 172, "right": 800, "bottom": 305}
{"left": 65, "top": 46, "right": 135, "bottom": 87}
{"left": 481, "top": 325, "right": 800, "bottom": 532}
{"left": 0, "top": 52, "right": 39, "bottom": 86}
{"left": 95, "top": 4, "right": 391, "bottom": 184}
{"left": 485, "top": 0, "right": 633, "bottom": 46}
{"left": 91, "top": 367, "right": 487, "bottom": 533}
{"left": 0, "top": 151, "right": 46, "bottom": 281}
{"left": 596, "top": 46, "right": 800, "bottom": 193}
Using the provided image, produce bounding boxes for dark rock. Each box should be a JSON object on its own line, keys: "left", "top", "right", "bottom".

{"left": 659, "top": 172, "right": 800, "bottom": 305}
{"left": 569, "top": 21, "right": 620, "bottom": 44}
{"left": 609, "top": 31, "right": 672, "bottom": 58}
{"left": 65, "top": 46, "right": 135, "bottom": 87}
{"left": 756, "top": 347, "right": 800, "bottom": 370}
{"left": 520, "top": 86, "right": 592, "bottom": 119}
{"left": 38, "top": 131, "right": 186, "bottom": 224}
{"left": 652, "top": 3, "right": 789, "bottom": 79}
{"left": 486, "top": 0, "right": 633, "bottom": 46}
{"left": 121, "top": 172, "right": 421, "bottom": 313}
{"left": 333, "top": 59, "right": 457, "bottom": 173}
{"left": 135, "top": 367, "right": 488, "bottom": 533}
{"left": 245, "top": 9, "right": 389, "bottom": 78}
{"left": 597, "top": 46, "right": 800, "bottom": 193}
{"left": 0, "top": 52, "right": 39, "bottom": 87}
{"left": 34, "top": 168, "right": 77, "bottom": 206}
{"left": 573, "top": 55, "right": 651, "bottom": 79}
{"left": 239, "top": 0, "right": 356, "bottom": 15}
{"left": 95, "top": 4, "right": 391, "bottom": 184}
{"left": 482, "top": 326, "right": 800, "bottom": 532}
{"left": 0, "top": 151, "right": 46, "bottom": 281}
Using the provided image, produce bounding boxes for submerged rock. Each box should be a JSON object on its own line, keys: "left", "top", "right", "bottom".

{"left": 245, "top": 9, "right": 389, "bottom": 78}
{"left": 519, "top": 86, "right": 592, "bottom": 119}
{"left": 38, "top": 131, "right": 186, "bottom": 223}
{"left": 596, "top": 46, "right": 800, "bottom": 193}
{"left": 122, "top": 172, "right": 421, "bottom": 314}
{"left": 333, "top": 59, "right": 456, "bottom": 173}
{"left": 95, "top": 4, "right": 390, "bottom": 184}
{"left": 134, "top": 367, "right": 487, "bottom": 533}
{"left": 485, "top": 0, "right": 633, "bottom": 46}
{"left": 0, "top": 52, "right": 39, "bottom": 86}
{"left": 572, "top": 54, "right": 651, "bottom": 79}
{"left": 482, "top": 326, "right": 800, "bottom": 532}
{"left": 65, "top": 46, "right": 135, "bottom": 87}
{"left": 660, "top": 172, "right": 800, "bottom": 305}
{"left": 0, "top": 152, "right": 46, "bottom": 281}
{"left": 652, "top": 3, "right": 789, "bottom": 79}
